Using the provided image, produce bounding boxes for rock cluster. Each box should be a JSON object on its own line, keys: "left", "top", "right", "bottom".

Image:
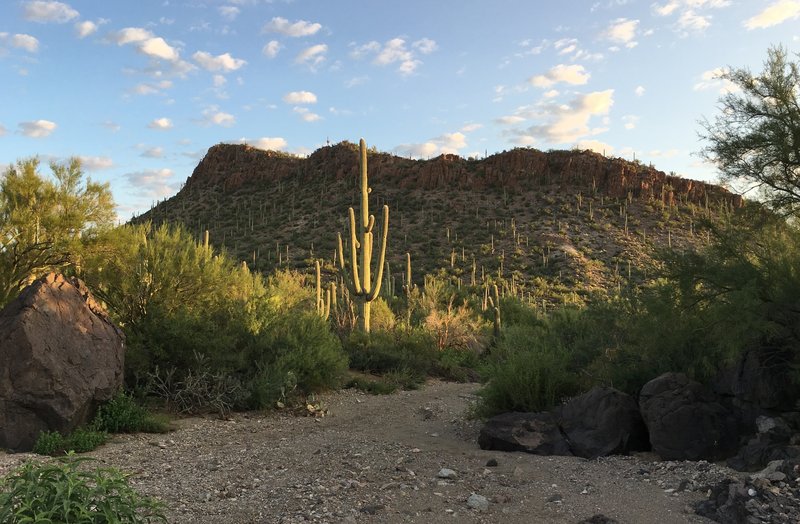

{"left": 0, "top": 273, "right": 124, "bottom": 451}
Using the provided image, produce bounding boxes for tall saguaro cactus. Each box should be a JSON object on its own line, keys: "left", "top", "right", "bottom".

{"left": 337, "top": 138, "right": 389, "bottom": 333}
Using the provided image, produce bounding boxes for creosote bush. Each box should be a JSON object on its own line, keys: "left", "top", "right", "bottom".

{"left": 0, "top": 454, "right": 166, "bottom": 523}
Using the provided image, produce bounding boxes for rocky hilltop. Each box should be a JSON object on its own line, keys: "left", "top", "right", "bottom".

{"left": 185, "top": 142, "right": 740, "bottom": 209}
{"left": 141, "top": 142, "right": 740, "bottom": 304}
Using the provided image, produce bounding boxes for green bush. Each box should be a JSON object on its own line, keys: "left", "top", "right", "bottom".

{"left": 93, "top": 391, "right": 170, "bottom": 434}
{"left": 32, "top": 431, "right": 65, "bottom": 456}
{"left": 346, "top": 328, "right": 438, "bottom": 387}
{"left": 32, "top": 428, "right": 109, "bottom": 456}
{"left": 476, "top": 324, "right": 579, "bottom": 417}
{"left": 0, "top": 454, "right": 166, "bottom": 523}
{"left": 255, "top": 311, "right": 348, "bottom": 395}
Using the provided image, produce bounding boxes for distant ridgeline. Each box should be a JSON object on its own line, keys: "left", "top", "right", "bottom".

{"left": 135, "top": 142, "right": 742, "bottom": 305}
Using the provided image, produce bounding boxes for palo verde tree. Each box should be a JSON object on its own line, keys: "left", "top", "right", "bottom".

{"left": 337, "top": 139, "right": 389, "bottom": 333}
{"left": 0, "top": 157, "right": 114, "bottom": 306}
{"left": 701, "top": 45, "right": 800, "bottom": 217}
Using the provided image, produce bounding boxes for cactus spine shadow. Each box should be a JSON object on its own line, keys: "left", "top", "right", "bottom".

{"left": 337, "top": 138, "right": 389, "bottom": 333}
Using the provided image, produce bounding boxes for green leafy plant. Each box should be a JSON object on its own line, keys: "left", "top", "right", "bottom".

{"left": 93, "top": 391, "right": 171, "bottom": 434}
{"left": 32, "top": 428, "right": 109, "bottom": 456}
{"left": 0, "top": 454, "right": 166, "bottom": 523}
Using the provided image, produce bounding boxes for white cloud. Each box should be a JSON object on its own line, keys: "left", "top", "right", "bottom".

{"left": 508, "top": 90, "right": 615, "bottom": 145}
{"left": 262, "top": 40, "right": 281, "bottom": 58}
{"left": 653, "top": 0, "right": 730, "bottom": 34}
{"left": 394, "top": 142, "right": 438, "bottom": 158}
{"left": 109, "top": 27, "right": 152, "bottom": 45}
{"left": 201, "top": 107, "right": 235, "bottom": 126}
{"left": 543, "top": 89, "right": 560, "bottom": 98}
{"left": 412, "top": 38, "right": 437, "bottom": 54}
{"left": 139, "top": 37, "right": 179, "bottom": 61}
{"left": 219, "top": 6, "right": 240, "bottom": 20}
{"left": 108, "top": 27, "right": 180, "bottom": 62}
{"left": 11, "top": 34, "right": 39, "bottom": 52}
{"left": 693, "top": 67, "right": 739, "bottom": 94}
{"left": 212, "top": 74, "right": 226, "bottom": 87}
{"left": 292, "top": 107, "right": 321, "bottom": 122}
{"left": 635, "top": 85, "right": 646, "bottom": 96}
{"left": 530, "top": 64, "right": 590, "bottom": 87}
{"left": 148, "top": 117, "right": 173, "bottom": 130}
{"left": 394, "top": 128, "right": 475, "bottom": 158}
{"left": 345, "top": 75, "right": 368, "bottom": 88}
{"left": 237, "top": 137, "right": 288, "bottom": 151}
{"left": 282, "top": 90, "right": 317, "bottom": 104}
{"left": 622, "top": 114, "right": 639, "bottom": 130}
{"left": 124, "top": 168, "right": 175, "bottom": 198}
{"left": 744, "top": 0, "right": 800, "bottom": 29}
{"left": 602, "top": 18, "right": 639, "bottom": 48}
{"left": 74, "top": 20, "right": 97, "bottom": 38}
{"left": 495, "top": 115, "right": 526, "bottom": 125}
{"left": 18, "top": 120, "right": 57, "bottom": 137}
{"left": 102, "top": 121, "right": 120, "bottom": 132}
{"left": 131, "top": 80, "right": 172, "bottom": 96}
{"left": 295, "top": 44, "right": 327, "bottom": 68}
{"left": 78, "top": 156, "right": 113, "bottom": 170}
{"left": 192, "top": 51, "right": 246, "bottom": 72}
{"left": 461, "top": 123, "right": 482, "bottom": 132}
{"left": 263, "top": 17, "right": 321, "bottom": 37}
{"left": 350, "top": 37, "right": 434, "bottom": 76}
{"left": 436, "top": 132, "right": 467, "bottom": 154}
{"left": 0, "top": 124, "right": 7, "bottom": 137}
{"left": 23, "top": 1, "right": 78, "bottom": 23}
{"left": 575, "top": 139, "right": 614, "bottom": 154}
{"left": 141, "top": 147, "right": 164, "bottom": 158}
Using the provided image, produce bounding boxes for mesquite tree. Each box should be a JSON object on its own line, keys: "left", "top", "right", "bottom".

{"left": 701, "top": 46, "right": 800, "bottom": 217}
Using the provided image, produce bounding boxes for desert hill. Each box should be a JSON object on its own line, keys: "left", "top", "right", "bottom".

{"left": 136, "top": 142, "right": 741, "bottom": 305}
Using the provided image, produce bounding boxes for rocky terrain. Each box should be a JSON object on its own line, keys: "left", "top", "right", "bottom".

{"left": 138, "top": 143, "right": 742, "bottom": 305}
{"left": 0, "top": 381, "right": 752, "bottom": 523}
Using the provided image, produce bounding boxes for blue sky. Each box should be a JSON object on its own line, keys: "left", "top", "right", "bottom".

{"left": 0, "top": 0, "right": 798, "bottom": 219}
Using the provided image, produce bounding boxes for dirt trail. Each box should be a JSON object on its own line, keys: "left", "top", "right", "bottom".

{"left": 1, "top": 381, "right": 727, "bottom": 523}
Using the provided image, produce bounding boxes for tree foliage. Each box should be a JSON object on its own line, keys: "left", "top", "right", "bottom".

{"left": 701, "top": 46, "right": 800, "bottom": 217}
{"left": 0, "top": 157, "right": 114, "bottom": 305}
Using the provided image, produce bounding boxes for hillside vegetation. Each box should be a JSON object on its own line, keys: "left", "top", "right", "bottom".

{"left": 137, "top": 144, "right": 741, "bottom": 306}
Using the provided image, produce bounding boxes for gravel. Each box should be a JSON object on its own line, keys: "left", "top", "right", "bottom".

{"left": 0, "top": 380, "right": 744, "bottom": 523}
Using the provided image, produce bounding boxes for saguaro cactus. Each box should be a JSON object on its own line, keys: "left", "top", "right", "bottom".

{"left": 337, "top": 138, "right": 389, "bottom": 333}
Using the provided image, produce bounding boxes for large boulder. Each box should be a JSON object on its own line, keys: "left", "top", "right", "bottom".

{"left": 713, "top": 348, "right": 800, "bottom": 426}
{"left": 0, "top": 273, "right": 124, "bottom": 451}
{"left": 478, "top": 412, "right": 571, "bottom": 456}
{"left": 639, "top": 372, "right": 740, "bottom": 461}
{"left": 555, "top": 386, "right": 649, "bottom": 459}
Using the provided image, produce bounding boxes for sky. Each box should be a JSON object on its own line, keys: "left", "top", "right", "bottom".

{"left": 0, "top": 0, "right": 798, "bottom": 219}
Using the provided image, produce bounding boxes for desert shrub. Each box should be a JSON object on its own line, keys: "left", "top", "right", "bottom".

{"left": 256, "top": 311, "right": 349, "bottom": 395}
{"left": 32, "top": 428, "right": 109, "bottom": 456}
{"left": 346, "top": 328, "right": 438, "bottom": 387}
{"left": 424, "top": 296, "right": 489, "bottom": 352}
{"left": 369, "top": 297, "right": 396, "bottom": 332}
{"left": 93, "top": 391, "right": 170, "bottom": 434}
{"left": 0, "top": 454, "right": 166, "bottom": 523}
{"left": 476, "top": 324, "right": 580, "bottom": 417}
{"left": 345, "top": 375, "right": 398, "bottom": 395}
{"left": 32, "top": 431, "right": 65, "bottom": 456}
{"left": 143, "top": 362, "right": 247, "bottom": 417}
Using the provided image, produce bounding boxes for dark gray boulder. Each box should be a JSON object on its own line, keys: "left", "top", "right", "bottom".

{"left": 556, "top": 386, "right": 649, "bottom": 458}
{"left": 639, "top": 372, "right": 740, "bottom": 461}
{"left": 0, "top": 273, "right": 124, "bottom": 451}
{"left": 478, "top": 412, "right": 571, "bottom": 456}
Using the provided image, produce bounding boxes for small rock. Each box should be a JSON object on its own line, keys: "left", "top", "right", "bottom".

{"left": 359, "top": 504, "right": 385, "bottom": 515}
{"left": 547, "top": 493, "right": 563, "bottom": 503}
{"left": 486, "top": 458, "right": 498, "bottom": 467}
{"left": 438, "top": 468, "right": 457, "bottom": 479}
{"left": 466, "top": 493, "right": 489, "bottom": 512}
